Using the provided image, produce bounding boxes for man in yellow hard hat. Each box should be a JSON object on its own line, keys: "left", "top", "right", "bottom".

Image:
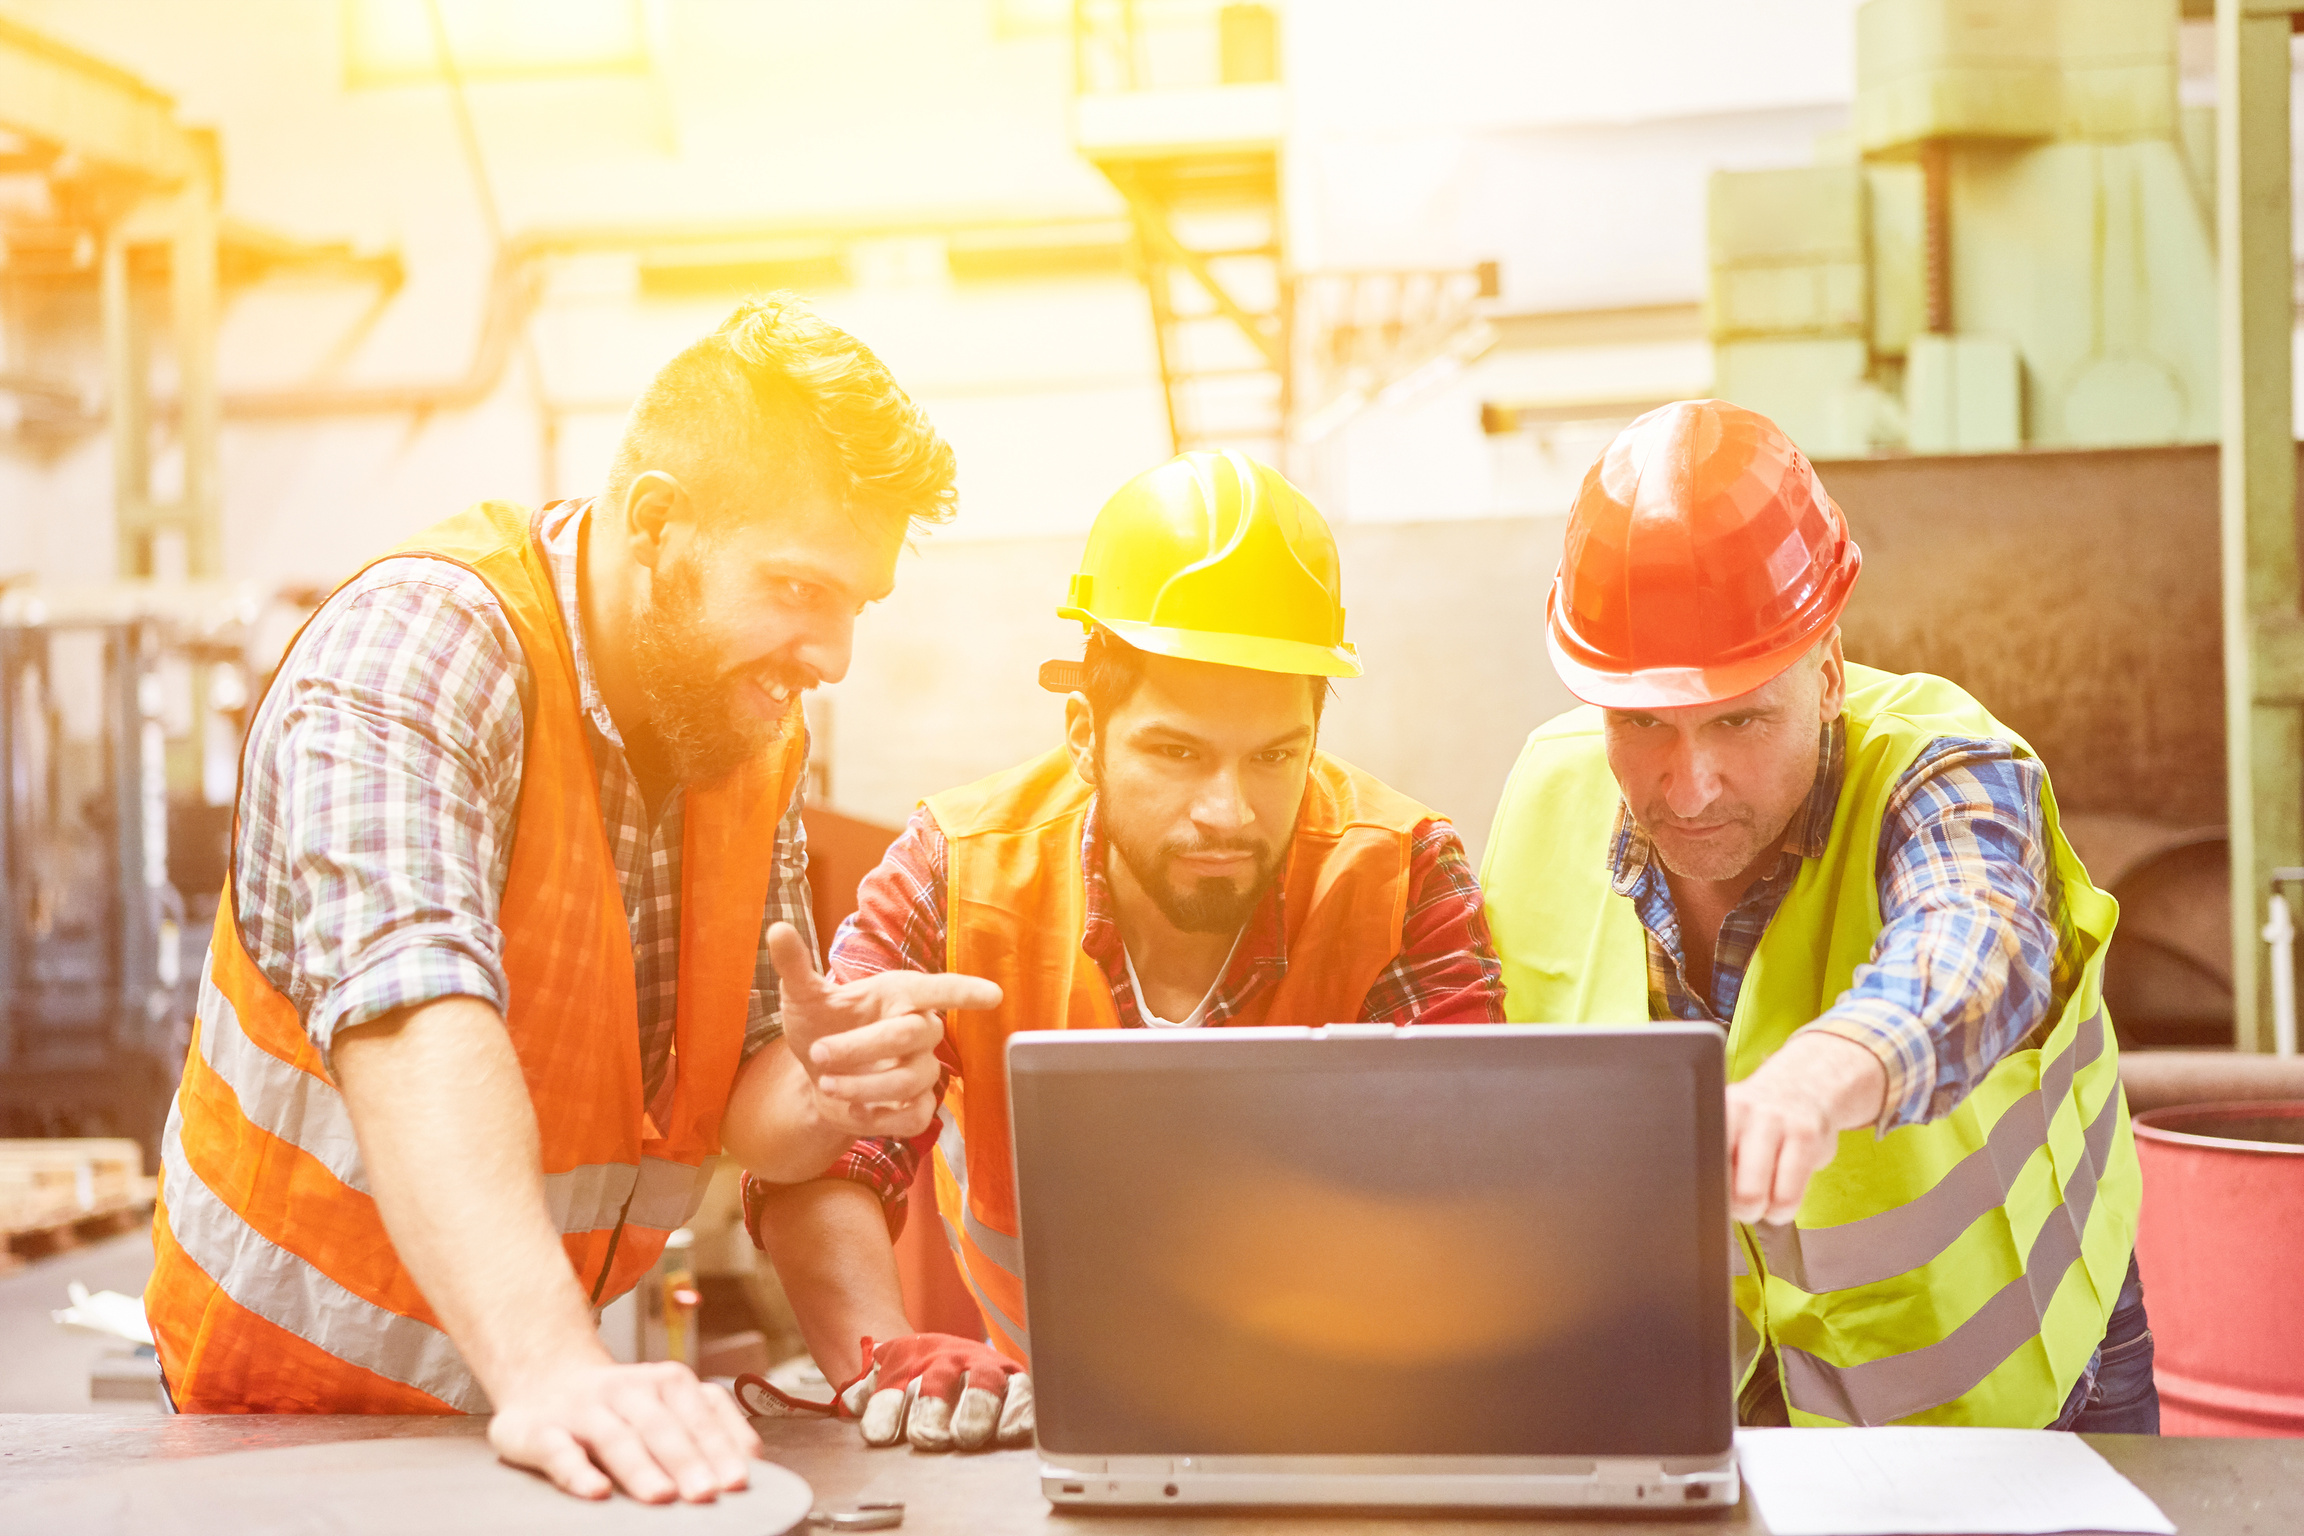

{"left": 1480, "top": 400, "right": 2152, "bottom": 1432}
{"left": 739, "top": 450, "right": 1507, "bottom": 1451}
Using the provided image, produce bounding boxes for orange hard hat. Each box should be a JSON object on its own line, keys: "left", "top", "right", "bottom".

{"left": 1546, "top": 399, "right": 1861, "bottom": 710}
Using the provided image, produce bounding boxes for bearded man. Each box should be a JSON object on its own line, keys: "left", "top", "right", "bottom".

{"left": 740, "top": 451, "right": 1507, "bottom": 1453}
{"left": 145, "top": 298, "right": 995, "bottom": 1503}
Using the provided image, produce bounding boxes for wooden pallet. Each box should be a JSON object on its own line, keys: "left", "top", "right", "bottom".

{"left": 0, "top": 1138, "right": 153, "bottom": 1272}
{"left": 2, "top": 1200, "right": 152, "bottom": 1269}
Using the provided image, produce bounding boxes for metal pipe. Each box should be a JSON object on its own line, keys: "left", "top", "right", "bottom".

{"left": 1921, "top": 138, "right": 1952, "bottom": 334}
{"left": 219, "top": 212, "right": 1121, "bottom": 420}
{"left": 99, "top": 218, "right": 149, "bottom": 575}
{"left": 171, "top": 167, "right": 223, "bottom": 577}
{"left": 219, "top": 247, "right": 539, "bottom": 418}
{"left": 2266, "top": 890, "right": 2296, "bottom": 1056}
{"left": 2214, "top": 0, "right": 2304, "bottom": 1053}
{"left": 2269, "top": 868, "right": 2304, "bottom": 1057}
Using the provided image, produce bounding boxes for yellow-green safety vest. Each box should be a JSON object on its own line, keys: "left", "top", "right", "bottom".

{"left": 1479, "top": 664, "right": 2138, "bottom": 1428}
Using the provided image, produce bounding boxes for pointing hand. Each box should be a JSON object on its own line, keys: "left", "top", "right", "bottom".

{"left": 765, "top": 922, "right": 999, "bottom": 1139}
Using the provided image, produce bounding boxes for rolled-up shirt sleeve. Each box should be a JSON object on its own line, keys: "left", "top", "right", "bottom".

{"left": 1357, "top": 818, "right": 1508, "bottom": 1024}
{"left": 235, "top": 563, "right": 526, "bottom": 1063}
{"left": 827, "top": 801, "right": 951, "bottom": 985}
{"left": 1799, "top": 746, "right": 2064, "bottom": 1133}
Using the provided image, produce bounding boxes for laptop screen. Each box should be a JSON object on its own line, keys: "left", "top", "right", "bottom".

{"left": 1008, "top": 1026, "right": 1732, "bottom": 1460}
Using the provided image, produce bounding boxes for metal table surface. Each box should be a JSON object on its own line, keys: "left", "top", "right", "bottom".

{"left": 0, "top": 1414, "right": 2299, "bottom": 1535}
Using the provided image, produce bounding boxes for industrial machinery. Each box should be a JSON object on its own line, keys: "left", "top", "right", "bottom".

{"left": 1708, "top": 0, "right": 2215, "bottom": 460}
{"left": 2, "top": 13, "right": 374, "bottom": 1162}
{"left": 0, "top": 585, "right": 267, "bottom": 1165}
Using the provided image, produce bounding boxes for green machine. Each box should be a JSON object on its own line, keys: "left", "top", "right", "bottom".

{"left": 1709, "top": 0, "right": 2216, "bottom": 459}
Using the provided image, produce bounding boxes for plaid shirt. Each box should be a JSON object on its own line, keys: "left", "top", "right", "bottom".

{"left": 1612, "top": 719, "right": 2076, "bottom": 1132}
{"left": 235, "top": 499, "right": 814, "bottom": 1122}
{"left": 807, "top": 787, "right": 1506, "bottom": 1215}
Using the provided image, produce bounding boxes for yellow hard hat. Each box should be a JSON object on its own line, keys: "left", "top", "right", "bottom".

{"left": 1056, "top": 450, "right": 1361, "bottom": 678}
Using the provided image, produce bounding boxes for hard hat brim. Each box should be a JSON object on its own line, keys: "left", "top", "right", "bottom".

{"left": 1545, "top": 624, "right": 1821, "bottom": 711}
{"left": 1068, "top": 610, "right": 1364, "bottom": 679}
{"left": 1542, "top": 572, "right": 1855, "bottom": 712}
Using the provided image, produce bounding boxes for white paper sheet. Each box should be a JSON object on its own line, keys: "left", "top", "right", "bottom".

{"left": 1736, "top": 1427, "right": 2177, "bottom": 1536}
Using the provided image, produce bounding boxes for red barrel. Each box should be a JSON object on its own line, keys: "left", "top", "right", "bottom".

{"left": 2133, "top": 1100, "right": 2304, "bottom": 1436}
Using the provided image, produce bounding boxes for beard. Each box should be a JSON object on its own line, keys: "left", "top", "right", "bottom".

{"left": 629, "top": 552, "right": 806, "bottom": 786}
{"left": 1634, "top": 800, "right": 1773, "bottom": 883}
{"left": 1104, "top": 803, "right": 1287, "bottom": 935}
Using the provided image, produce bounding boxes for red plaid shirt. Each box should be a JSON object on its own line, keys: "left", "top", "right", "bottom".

{"left": 775, "top": 792, "right": 1504, "bottom": 1233}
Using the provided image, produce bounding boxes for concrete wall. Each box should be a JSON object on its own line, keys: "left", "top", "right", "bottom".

{"left": 815, "top": 515, "right": 1579, "bottom": 867}
{"left": 814, "top": 442, "right": 2234, "bottom": 872}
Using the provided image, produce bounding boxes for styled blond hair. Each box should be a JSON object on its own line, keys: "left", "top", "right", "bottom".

{"left": 606, "top": 293, "right": 957, "bottom": 534}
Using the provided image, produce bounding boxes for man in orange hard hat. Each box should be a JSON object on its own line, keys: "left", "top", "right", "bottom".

{"left": 739, "top": 450, "right": 1508, "bottom": 1450}
{"left": 1481, "top": 400, "right": 2154, "bottom": 1432}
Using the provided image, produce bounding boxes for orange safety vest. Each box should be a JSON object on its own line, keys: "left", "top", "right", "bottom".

{"left": 924, "top": 747, "right": 1432, "bottom": 1364}
{"left": 145, "top": 501, "right": 804, "bottom": 1413}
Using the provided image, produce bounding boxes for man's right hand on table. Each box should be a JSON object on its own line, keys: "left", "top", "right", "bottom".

{"left": 335, "top": 996, "right": 762, "bottom": 1505}
{"left": 765, "top": 921, "right": 1000, "bottom": 1139}
{"left": 487, "top": 1350, "right": 762, "bottom": 1502}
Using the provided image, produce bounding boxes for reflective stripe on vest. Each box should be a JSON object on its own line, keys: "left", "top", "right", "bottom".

{"left": 186, "top": 965, "right": 711, "bottom": 1240}
{"left": 925, "top": 747, "right": 1433, "bottom": 1361}
{"left": 543, "top": 1157, "right": 715, "bottom": 1238}
{"left": 1754, "top": 1009, "right": 2110, "bottom": 1296}
{"left": 146, "top": 501, "right": 800, "bottom": 1412}
{"left": 191, "top": 967, "right": 369, "bottom": 1195}
{"left": 931, "top": 1107, "right": 1032, "bottom": 1359}
{"left": 1776, "top": 1054, "right": 2128, "bottom": 1425}
{"left": 1725, "top": 1230, "right": 1764, "bottom": 1390}
{"left": 157, "top": 1094, "right": 487, "bottom": 1413}
{"left": 1480, "top": 665, "right": 2140, "bottom": 1427}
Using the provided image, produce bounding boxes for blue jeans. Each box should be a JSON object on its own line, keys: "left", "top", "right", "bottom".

{"left": 2051, "top": 1252, "right": 2160, "bottom": 1434}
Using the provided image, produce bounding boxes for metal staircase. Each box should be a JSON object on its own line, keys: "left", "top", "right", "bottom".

{"left": 1071, "top": 1, "right": 1289, "bottom": 462}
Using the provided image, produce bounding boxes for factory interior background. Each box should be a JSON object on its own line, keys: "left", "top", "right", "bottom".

{"left": 0, "top": 0, "right": 2295, "bottom": 1414}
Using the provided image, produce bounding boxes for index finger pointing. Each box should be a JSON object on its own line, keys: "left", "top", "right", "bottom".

{"left": 765, "top": 922, "right": 830, "bottom": 1003}
{"left": 866, "top": 971, "right": 1002, "bottom": 1017}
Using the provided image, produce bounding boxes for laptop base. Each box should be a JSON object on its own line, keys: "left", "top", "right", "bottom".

{"left": 1040, "top": 1452, "right": 1740, "bottom": 1510}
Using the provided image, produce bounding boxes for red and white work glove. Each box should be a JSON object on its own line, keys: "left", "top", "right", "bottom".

{"left": 734, "top": 1333, "right": 1034, "bottom": 1452}
{"left": 844, "top": 1334, "right": 1034, "bottom": 1452}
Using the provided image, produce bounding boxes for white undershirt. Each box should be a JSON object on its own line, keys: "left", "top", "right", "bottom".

{"left": 1121, "top": 928, "right": 1247, "bottom": 1029}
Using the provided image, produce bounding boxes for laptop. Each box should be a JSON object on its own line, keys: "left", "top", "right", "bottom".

{"left": 1006, "top": 1023, "right": 1739, "bottom": 1510}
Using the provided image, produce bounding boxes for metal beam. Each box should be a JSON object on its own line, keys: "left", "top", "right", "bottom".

{"left": 0, "top": 11, "right": 198, "bottom": 186}
{"left": 172, "top": 163, "right": 222, "bottom": 578}
{"left": 2217, "top": 0, "right": 2304, "bottom": 1052}
{"left": 98, "top": 216, "right": 149, "bottom": 576}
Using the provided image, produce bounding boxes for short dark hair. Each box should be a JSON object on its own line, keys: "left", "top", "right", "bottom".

{"left": 604, "top": 292, "right": 957, "bottom": 535}
{"left": 1080, "top": 627, "right": 1333, "bottom": 732}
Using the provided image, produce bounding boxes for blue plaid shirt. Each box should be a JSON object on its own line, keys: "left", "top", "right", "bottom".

{"left": 1611, "top": 720, "right": 2078, "bottom": 1132}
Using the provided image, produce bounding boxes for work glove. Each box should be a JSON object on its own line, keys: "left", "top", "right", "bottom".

{"left": 842, "top": 1333, "right": 1034, "bottom": 1452}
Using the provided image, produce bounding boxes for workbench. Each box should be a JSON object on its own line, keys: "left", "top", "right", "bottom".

{"left": 1, "top": 1414, "right": 2298, "bottom": 1535}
